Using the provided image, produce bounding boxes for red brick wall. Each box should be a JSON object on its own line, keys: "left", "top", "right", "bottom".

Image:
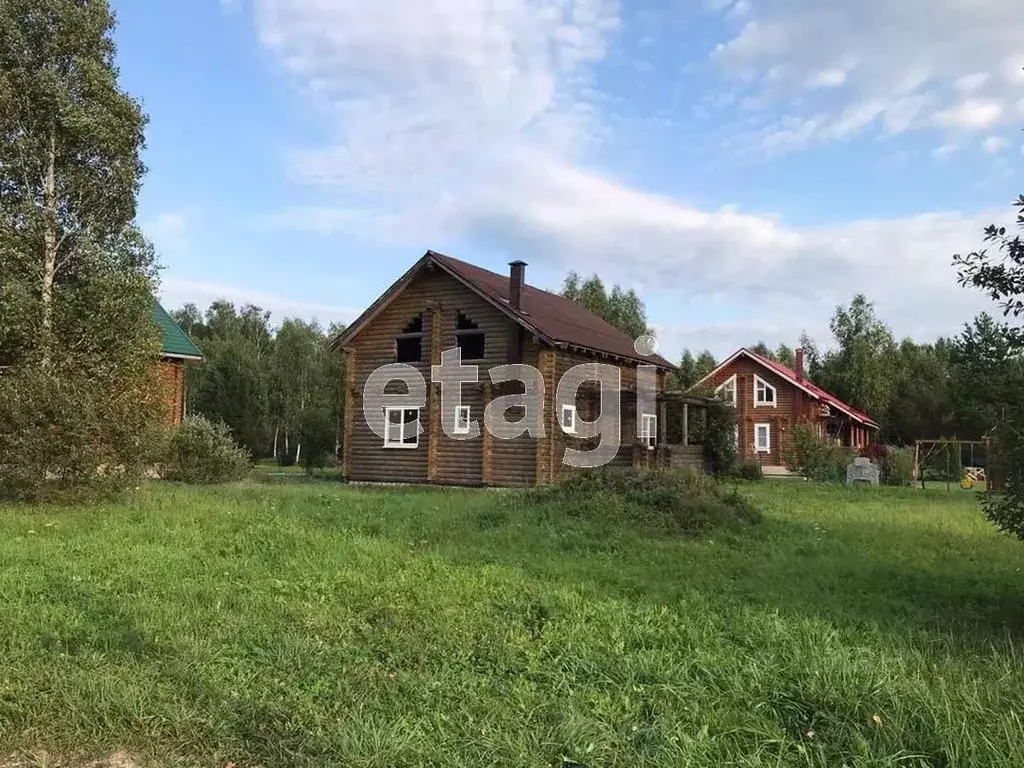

{"left": 158, "top": 360, "right": 186, "bottom": 426}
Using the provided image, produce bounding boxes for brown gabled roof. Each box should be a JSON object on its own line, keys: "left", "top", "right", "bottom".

{"left": 335, "top": 250, "right": 675, "bottom": 370}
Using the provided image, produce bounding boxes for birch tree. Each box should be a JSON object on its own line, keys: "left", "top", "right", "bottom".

{"left": 0, "top": 0, "right": 151, "bottom": 366}
{"left": 0, "top": 0, "right": 165, "bottom": 499}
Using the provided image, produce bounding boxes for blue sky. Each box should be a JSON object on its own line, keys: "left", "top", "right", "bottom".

{"left": 115, "top": 0, "right": 1023, "bottom": 359}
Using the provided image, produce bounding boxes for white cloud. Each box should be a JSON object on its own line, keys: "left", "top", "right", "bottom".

{"left": 711, "top": 1, "right": 1024, "bottom": 150}
{"left": 253, "top": 0, "right": 619, "bottom": 198}
{"left": 982, "top": 135, "right": 1008, "bottom": 154}
{"left": 954, "top": 72, "right": 991, "bottom": 92}
{"left": 936, "top": 99, "right": 1004, "bottom": 130}
{"left": 931, "top": 143, "right": 957, "bottom": 160}
{"left": 440, "top": 149, "right": 996, "bottom": 358}
{"left": 727, "top": 0, "right": 753, "bottom": 19}
{"left": 806, "top": 68, "right": 847, "bottom": 89}
{"left": 160, "top": 277, "right": 360, "bottom": 328}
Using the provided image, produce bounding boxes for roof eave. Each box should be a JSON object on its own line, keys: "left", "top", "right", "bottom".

{"left": 555, "top": 341, "right": 676, "bottom": 371}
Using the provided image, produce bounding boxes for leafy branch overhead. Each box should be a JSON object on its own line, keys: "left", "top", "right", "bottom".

{"left": 954, "top": 194, "right": 1024, "bottom": 347}
{"left": 952, "top": 194, "right": 1024, "bottom": 540}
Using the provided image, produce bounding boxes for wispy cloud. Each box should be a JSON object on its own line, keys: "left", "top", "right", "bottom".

{"left": 255, "top": 0, "right": 620, "bottom": 200}
{"left": 711, "top": 0, "right": 1024, "bottom": 151}
{"left": 982, "top": 135, "right": 1009, "bottom": 154}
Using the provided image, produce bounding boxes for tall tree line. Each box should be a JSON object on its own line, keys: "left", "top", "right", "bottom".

{"left": 172, "top": 302, "right": 346, "bottom": 463}
{"left": 561, "top": 272, "right": 652, "bottom": 340}
{"left": 800, "top": 295, "right": 1024, "bottom": 445}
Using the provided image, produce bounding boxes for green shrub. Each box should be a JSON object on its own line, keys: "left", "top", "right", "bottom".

{"left": 881, "top": 447, "right": 915, "bottom": 486}
{"left": 298, "top": 409, "right": 337, "bottom": 474}
{"left": 787, "top": 422, "right": 853, "bottom": 483}
{"left": 701, "top": 401, "right": 739, "bottom": 478}
{"left": 982, "top": 415, "right": 1024, "bottom": 539}
{"left": 163, "top": 416, "right": 251, "bottom": 484}
{"left": 0, "top": 363, "right": 168, "bottom": 502}
{"left": 530, "top": 467, "right": 762, "bottom": 536}
{"left": 733, "top": 460, "right": 764, "bottom": 482}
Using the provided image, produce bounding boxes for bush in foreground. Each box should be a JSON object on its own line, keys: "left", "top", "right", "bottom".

{"left": 531, "top": 467, "right": 761, "bottom": 536}
{"left": 982, "top": 417, "right": 1024, "bottom": 539}
{"left": 298, "top": 409, "right": 338, "bottom": 474}
{"left": 733, "top": 460, "right": 764, "bottom": 482}
{"left": 0, "top": 364, "right": 168, "bottom": 502}
{"left": 787, "top": 423, "right": 853, "bottom": 482}
{"left": 163, "top": 416, "right": 251, "bottom": 484}
{"left": 702, "top": 401, "right": 739, "bottom": 477}
{"left": 880, "top": 447, "right": 915, "bottom": 486}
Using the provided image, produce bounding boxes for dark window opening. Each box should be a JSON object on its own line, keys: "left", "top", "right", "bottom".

{"left": 395, "top": 314, "right": 424, "bottom": 363}
{"left": 396, "top": 336, "right": 422, "bottom": 362}
{"left": 455, "top": 311, "right": 485, "bottom": 360}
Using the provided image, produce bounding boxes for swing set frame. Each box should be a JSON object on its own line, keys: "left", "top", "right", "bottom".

{"left": 913, "top": 438, "right": 992, "bottom": 491}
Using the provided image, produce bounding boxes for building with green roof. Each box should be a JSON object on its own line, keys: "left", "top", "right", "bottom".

{"left": 154, "top": 303, "right": 203, "bottom": 360}
{"left": 153, "top": 303, "right": 202, "bottom": 424}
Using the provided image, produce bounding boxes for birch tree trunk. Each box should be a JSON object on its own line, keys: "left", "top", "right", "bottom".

{"left": 273, "top": 424, "right": 279, "bottom": 460}
{"left": 295, "top": 384, "right": 306, "bottom": 465}
{"left": 40, "top": 127, "right": 58, "bottom": 364}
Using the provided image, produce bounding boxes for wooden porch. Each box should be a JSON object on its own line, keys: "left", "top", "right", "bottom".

{"left": 633, "top": 392, "right": 717, "bottom": 471}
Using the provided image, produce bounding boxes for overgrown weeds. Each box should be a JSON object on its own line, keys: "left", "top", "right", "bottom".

{"left": 529, "top": 467, "right": 762, "bottom": 536}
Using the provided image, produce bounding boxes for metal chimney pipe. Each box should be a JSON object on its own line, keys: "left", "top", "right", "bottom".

{"left": 508, "top": 260, "right": 527, "bottom": 311}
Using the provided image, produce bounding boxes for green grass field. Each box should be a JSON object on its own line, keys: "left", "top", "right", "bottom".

{"left": 1, "top": 480, "right": 1022, "bottom": 767}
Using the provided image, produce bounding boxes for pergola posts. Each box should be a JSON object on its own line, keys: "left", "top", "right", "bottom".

{"left": 683, "top": 402, "right": 689, "bottom": 446}
{"left": 658, "top": 399, "right": 668, "bottom": 447}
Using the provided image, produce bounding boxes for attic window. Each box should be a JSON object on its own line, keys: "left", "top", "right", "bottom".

{"left": 455, "top": 312, "right": 485, "bottom": 361}
{"left": 716, "top": 374, "right": 737, "bottom": 407}
{"left": 754, "top": 375, "right": 777, "bottom": 407}
{"left": 395, "top": 315, "right": 423, "bottom": 363}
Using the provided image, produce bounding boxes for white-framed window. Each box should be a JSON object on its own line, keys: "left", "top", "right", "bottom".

{"left": 755, "top": 423, "right": 771, "bottom": 453}
{"left": 384, "top": 407, "right": 420, "bottom": 448}
{"left": 754, "top": 375, "right": 777, "bottom": 407}
{"left": 561, "top": 404, "right": 577, "bottom": 434}
{"left": 640, "top": 413, "right": 657, "bottom": 450}
{"left": 716, "top": 374, "right": 737, "bottom": 406}
{"left": 453, "top": 405, "right": 471, "bottom": 435}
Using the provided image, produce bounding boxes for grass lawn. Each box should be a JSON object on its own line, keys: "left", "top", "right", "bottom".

{"left": 1, "top": 481, "right": 1022, "bottom": 767}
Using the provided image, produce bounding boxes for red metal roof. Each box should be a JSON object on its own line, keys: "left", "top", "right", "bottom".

{"left": 430, "top": 251, "right": 675, "bottom": 369}
{"left": 739, "top": 348, "right": 879, "bottom": 428}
